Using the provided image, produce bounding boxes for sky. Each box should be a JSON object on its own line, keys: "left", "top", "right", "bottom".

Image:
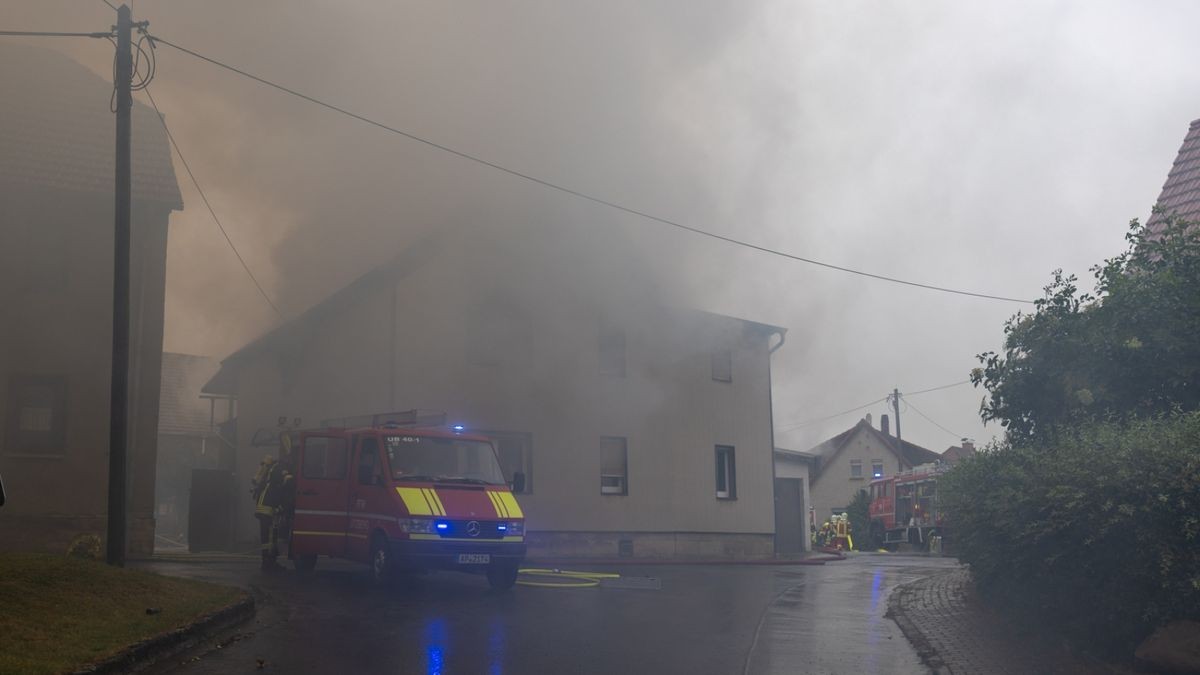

{"left": 8, "top": 0, "right": 1200, "bottom": 454}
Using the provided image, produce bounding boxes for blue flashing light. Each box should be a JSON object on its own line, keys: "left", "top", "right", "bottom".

{"left": 452, "top": 424, "right": 466, "bottom": 432}
{"left": 873, "top": 472, "right": 883, "bottom": 479}
{"left": 497, "top": 524, "right": 508, "bottom": 531}
{"left": 435, "top": 522, "right": 449, "bottom": 531}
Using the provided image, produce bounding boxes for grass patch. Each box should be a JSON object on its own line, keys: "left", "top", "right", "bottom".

{"left": 0, "top": 553, "right": 244, "bottom": 674}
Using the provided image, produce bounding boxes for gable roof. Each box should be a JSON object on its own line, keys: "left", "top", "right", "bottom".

{"left": 204, "top": 230, "right": 787, "bottom": 395}
{"left": 1148, "top": 117, "right": 1200, "bottom": 236}
{"left": 806, "top": 418, "right": 942, "bottom": 481}
{"left": 0, "top": 43, "right": 182, "bottom": 209}
{"left": 159, "top": 353, "right": 219, "bottom": 436}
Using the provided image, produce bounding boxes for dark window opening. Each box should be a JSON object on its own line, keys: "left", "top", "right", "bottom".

{"left": 716, "top": 445, "right": 736, "bottom": 499}
{"left": 601, "top": 436, "right": 628, "bottom": 495}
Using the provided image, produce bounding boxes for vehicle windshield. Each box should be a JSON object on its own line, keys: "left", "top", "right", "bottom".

{"left": 383, "top": 434, "right": 507, "bottom": 485}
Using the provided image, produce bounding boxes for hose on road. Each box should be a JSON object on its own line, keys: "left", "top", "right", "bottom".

{"left": 516, "top": 568, "right": 619, "bottom": 588}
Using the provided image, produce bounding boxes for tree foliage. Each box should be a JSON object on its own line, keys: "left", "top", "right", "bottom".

{"left": 940, "top": 414, "right": 1200, "bottom": 656}
{"left": 972, "top": 214, "right": 1200, "bottom": 443}
{"left": 845, "top": 488, "right": 871, "bottom": 551}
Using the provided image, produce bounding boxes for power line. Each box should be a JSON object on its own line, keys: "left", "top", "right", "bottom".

{"left": 902, "top": 397, "right": 963, "bottom": 440}
{"left": 143, "top": 86, "right": 283, "bottom": 316}
{"left": 148, "top": 35, "right": 1035, "bottom": 305}
{"left": 101, "top": 0, "right": 119, "bottom": 11}
{"left": 0, "top": 29, "right": 114, "bottom": 38}
{"left": 777, "top": 397, "right": 888, "bottom": 432}
{"left": 905, "top": 380, "right": 971, "bottom": 397}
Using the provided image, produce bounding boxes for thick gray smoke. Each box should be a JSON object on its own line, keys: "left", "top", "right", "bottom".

{"left": 9, "top": 0, "right": 1200, "bottom": 451}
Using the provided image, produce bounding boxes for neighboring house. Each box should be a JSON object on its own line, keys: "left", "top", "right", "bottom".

{"left": 0, "top": 44, "right": 183, "bottom": 554}
{"left": 940, "top": 440, "right": 976, "bottom": 466}
{"left": 203, "top": 228, "right": 787, "bottom": 559}
{"left": 156, "top": 353, "right": 234, "bottom": 548}
{"left": 1147, "top": 117, "right": 1200, "bottom": 237}
{"left": 772, "top": 447, "right": 815, "bottom": 554}
{"left": 806, "top": 415, "right": 941, "bottom": 520}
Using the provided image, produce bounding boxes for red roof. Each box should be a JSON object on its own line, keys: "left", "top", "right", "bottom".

{"left": 1147, "top": 118, "right": 1200, "bottom": 236}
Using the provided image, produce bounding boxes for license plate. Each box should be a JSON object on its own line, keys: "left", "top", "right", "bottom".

{"left": 456, "top": 554, "right": 490, "bottom": 565}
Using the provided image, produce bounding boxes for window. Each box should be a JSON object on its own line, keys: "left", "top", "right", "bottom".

{"left": 599, "top": 322, "right": 626, "bottom": 376}
{"left": 715, "top": 445, "right": 736, "bottom": 499}
{"left": 479, "top": 430, "right": 533, "bottom": 493}
{"left": 357, "top": 436, "right": 380, "bottom": 485}
{"left": 850, "top": 460, "right": 863, "bottom": 479}
{"left": 301, "top": 436, "right": 348, "bottom": 480}
{"left": 600, "top": 436, "right": 628, "bottom": 495}
{"left": 5, "top": 375, "right": 67, "bottom": 456}
{"left": 872, "top": 460, "right": 885, "bottom": 479}
{"left": 711, "top": 350, "right": 732, "bottom": 382}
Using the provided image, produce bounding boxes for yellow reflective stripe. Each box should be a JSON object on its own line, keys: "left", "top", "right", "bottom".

{"left": 486, "top": 491, "right": 507, "bottom": 518}
{"left": 423, "top": 488, "right": 446, "bottom": 516}
{"left": 496, "top": 491, "right": 524, "bottom": 519}
{"left": 396, "top": 487, "right": 434, "bottom": 515}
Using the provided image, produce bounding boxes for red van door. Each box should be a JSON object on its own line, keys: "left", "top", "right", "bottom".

{"left": 292, "top": 433, "right": 351, "bottom": 559}
{"left": 346, "top": 433, "right": 389, "bottom": 562}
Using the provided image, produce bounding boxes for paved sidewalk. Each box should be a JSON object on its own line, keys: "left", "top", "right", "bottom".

{"left": 888, "top": 569, "right": 1104, "bottom": 675}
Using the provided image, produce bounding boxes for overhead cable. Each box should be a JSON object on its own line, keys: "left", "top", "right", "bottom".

{"left": 143, "top": 86, "right": 283, "bottom": 316}
{"left": 148, "top": 35, "right": 1035, "bottom": 305}
{"left": 902, "top": 397, "right": 963, "bottom": 439}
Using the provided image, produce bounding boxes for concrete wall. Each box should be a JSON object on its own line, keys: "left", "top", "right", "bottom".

{"left": 0, "top": 186, "right": 171, "bottom": 556}
{"left": 809, "top": 427, "right": 906, "bottom": 520}
{"left": 226, "top": 251, "right": 780, "bottom": 557}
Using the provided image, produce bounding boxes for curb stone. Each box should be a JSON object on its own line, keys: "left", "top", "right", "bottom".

{"left": 71, "top": 594, "right": 255, "bottom": 674}
{"left": 886, "top": 580, "right": 949, "bottom": 675}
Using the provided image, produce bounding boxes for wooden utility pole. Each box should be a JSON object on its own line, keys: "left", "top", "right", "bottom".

{"left": 106, "top": 4, "right": 133, "bottom": 566}
{"left": 892, "top": 387, "right": 903, "bottom": 446}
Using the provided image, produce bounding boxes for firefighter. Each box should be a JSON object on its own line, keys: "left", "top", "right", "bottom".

{"left": 251, "top": 454, "right": 285, "bottom": 571}
{"left": 274, "top": 434, "right": 297, "bottom": 561}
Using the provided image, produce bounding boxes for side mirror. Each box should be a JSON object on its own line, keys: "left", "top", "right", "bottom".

{"left": 511, "top": 472, "right": 526, "bottom": 494}
{"left": 0, "top": 471, "right": 5, "bottom": 507}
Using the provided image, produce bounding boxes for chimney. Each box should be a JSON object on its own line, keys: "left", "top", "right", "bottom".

{"left": 881, "top": 414, "right": 890, "bottom": 436}
{"left": 864, "top": 412, "right": 873, "bottom": 427}
{"left": 961, "top": 438, "right": 975, "bottom": 452}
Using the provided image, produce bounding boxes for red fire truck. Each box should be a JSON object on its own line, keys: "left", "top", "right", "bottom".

{"left": 867, "top": 462, "right": 948, "bottom": 550}
{"left": 286, "top": 411, "right": 527, "bottom": 590}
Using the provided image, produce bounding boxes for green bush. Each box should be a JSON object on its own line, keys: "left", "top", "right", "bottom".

{"left": 941, "top": 413, "right": 1200, "bottom": 657}
{"left": 846, "top": 489, "right": 873, "bottom": 551}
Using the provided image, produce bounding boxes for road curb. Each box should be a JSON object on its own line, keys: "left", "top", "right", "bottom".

{"left": 525, "top": 554, "right": 844, "bottom": 567}
{"left": 72, "top": 593, "right": 255, "bottom": 674}
{"left": 886, "top": 574, "right": 951, "bottom": 675}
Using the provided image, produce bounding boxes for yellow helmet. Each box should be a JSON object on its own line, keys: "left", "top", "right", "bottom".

{"left": 261, "top": 455, "right": 275, "bottom": 465}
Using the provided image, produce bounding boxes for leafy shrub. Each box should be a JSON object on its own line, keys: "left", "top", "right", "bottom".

{"left": 941, "top": 413, "right": 1200, "bottom": 657}
{"left": 845, "top": 489, "right": 873, "bottom": 551}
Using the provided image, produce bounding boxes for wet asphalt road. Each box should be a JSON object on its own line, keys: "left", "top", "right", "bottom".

{"left": 139, "top": 554, "right": 959, "bottom": 675}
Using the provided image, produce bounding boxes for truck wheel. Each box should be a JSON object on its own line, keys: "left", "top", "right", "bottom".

{"left": 293, "top": 555, "right": 317, "bottom": 574}
{"left": 487, "top": 562, "right": 519, "bottom": 591}
{"left": 370, "top": 535, "right": 393, "bottom": 585}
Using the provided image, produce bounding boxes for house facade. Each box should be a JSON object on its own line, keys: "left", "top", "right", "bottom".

{"left": 806, "top": 415, "right": 941, "bottom": 520}
{"left": 0, "top": 44, "right": 183, "bottom": 554}
{"left": 204, "top": 230, "right": 787, "bottom": 559}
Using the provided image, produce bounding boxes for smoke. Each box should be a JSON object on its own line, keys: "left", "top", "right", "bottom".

{"left": 7, "top": 1, "right": 1200, "bottom": 451}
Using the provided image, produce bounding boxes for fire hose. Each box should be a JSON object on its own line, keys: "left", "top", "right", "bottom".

{"left": 516, "top": 568, "right": 620, "bottom": 588}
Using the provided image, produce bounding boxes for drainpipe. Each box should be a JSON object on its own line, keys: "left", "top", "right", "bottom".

{"left": 766, "top": 327, "right": 786, "bottom": 556}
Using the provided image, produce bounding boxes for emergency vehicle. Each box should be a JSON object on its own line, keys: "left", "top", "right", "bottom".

{"left": 867, "top": 462, "right": 948, "bottom": 550}
{"left": 287, "top": 411, "right": 527, "bottom": 590}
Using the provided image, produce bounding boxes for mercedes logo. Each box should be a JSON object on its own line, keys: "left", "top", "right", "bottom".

{"left": 466, "top": 521, "right": 481, "bottom": 537}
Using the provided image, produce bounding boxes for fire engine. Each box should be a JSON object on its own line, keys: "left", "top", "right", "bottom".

{"left": 867, "top": 462, "right": 948, "bottom": 550}
{"left": 284, "top": 411, "right": 527, "bottom": 590}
